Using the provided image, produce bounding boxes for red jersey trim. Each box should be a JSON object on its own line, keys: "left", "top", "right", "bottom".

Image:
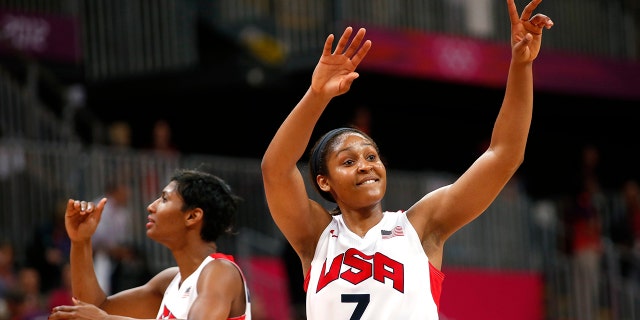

{"left": 429, "top": 262, "right": 445, "bottom": 310}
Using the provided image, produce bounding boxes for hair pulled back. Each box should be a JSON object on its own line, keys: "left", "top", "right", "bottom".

{"left": 308, "top": 127, "right": 379, "bottom": 210}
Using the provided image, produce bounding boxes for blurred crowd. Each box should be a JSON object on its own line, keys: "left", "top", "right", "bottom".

{"left": 0, "top": 118, "right": 176, "bottom": 320}
{"left": 2, "top": 113, "right": 640, "bottom": 319}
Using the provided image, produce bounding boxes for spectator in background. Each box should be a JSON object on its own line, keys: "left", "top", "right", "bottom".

{"left": 347, "top": 105, "right": 372, "bottom": 136}
{"left": 566, "top": 144, "right": 606, "bottom": 320}
{"left": 0, "top": 240, "right": 18, "bottom": 320}
{"left": 106, "top": 121, "right": 132, "bottom": 151}
{"left": 47, "top": 263, "right": 73, "bottom": 311}
{"left": 15, "top": 267, "right": 48, "bottom": 320}
{"left": 149, "top": 119, "right": 179, "bottom": 156}
{"left": 91, "top": 179, "right": 134, "bottom": 295}
{"left": 2, "top": 288, "right": 26, "bottom": 320}
{"left": 108, "top": 244, "right": 152, "bottom": 295}
{"left": 610, "top": 179, "right": 640, "bottom": 285}
{"left": 0, "top": 241, "right": 18, "bottom": 299}
{"left": 143, "top": 119, "right": 181, "bottom": 201}
{"left": 25, "top": 200, "right": 70, "bottom": 295}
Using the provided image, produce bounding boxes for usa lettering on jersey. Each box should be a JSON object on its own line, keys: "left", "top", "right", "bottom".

{"left": 316, "top": 248, "right": 404, "bottom": 293}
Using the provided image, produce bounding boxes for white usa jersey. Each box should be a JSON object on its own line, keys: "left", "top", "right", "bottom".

{"left": 156, "top": 253, "right": 251, "bottom": 320}
{"left": 305, "top": 210, "right": 444, "bottom": 320}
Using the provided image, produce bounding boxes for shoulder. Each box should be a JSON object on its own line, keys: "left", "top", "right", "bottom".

{"left": 197, "top": 257, "right": 245, "bottom": 297}
{"left": 206, "top": 257, "right": 242, "bottom": 274}
{"left": 146, "top": 266, "right": 179, "bottom": 294}
{"left": 201, "top": 256, "right": 244, "bottom": 283}
{"left": 156, "top": 266, "right": 180, "bottom": 278}
{"left": 155, "top": 267, "right": 180, "bottom": 283}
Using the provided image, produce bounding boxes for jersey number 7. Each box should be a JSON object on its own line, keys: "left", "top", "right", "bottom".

{"left": 341, "top": 293, "right": 370, "bottom": 320}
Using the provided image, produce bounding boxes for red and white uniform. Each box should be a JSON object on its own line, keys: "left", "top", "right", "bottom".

{"left": 156, "top": 253, "right": 251, "bottom": 320}
{"left": 304, "top": 210, "right": 444, "bottom": 320}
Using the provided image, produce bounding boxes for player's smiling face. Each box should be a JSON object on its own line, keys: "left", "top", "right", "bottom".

{"left": 320, "top": 133, "right": 386, "bottom": 209}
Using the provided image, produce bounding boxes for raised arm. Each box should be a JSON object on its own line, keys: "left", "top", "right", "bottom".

{"left": 63, "top": 198, "right": 168, "bottom": 319}
{"left": 261, "top": 27, "right": 371, "bottom": 262}
{"left": 65, "top": 198, "right": 109, "bottom": 305}
{"left": 408, "top": 0, "right": 554, "bottom": 267}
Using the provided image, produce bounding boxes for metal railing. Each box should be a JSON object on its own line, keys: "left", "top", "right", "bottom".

{"left": 1, "top": 138, "right": 639, "bottom": 318}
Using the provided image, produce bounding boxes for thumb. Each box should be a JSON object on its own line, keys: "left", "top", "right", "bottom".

{"left": 72, "top": 297, "right": 86, "bottom": 306}
{"left": 513, "top": 33, "right": 533, "bottom": 58}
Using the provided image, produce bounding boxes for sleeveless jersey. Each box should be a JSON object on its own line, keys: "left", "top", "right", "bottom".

{"left": 305, "top": 210, "right": 444, "bottom": 320}
{"left": 156, "top": 253, "right": 251, "bottom": 320}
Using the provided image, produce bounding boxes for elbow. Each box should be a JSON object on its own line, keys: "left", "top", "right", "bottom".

{"left": 507, "top": 150, "right": 525, "bottom": 171}
{"left": 261, "top": 153, "right": 284, "bottom": 183}
{"left": 492, "top": 147, "right": 525, "bottom": 174}
{"left": 508, "top": 153, "right": 525, "bottom": 175}
{"left": 514, "top": 152, "right": 525, "bottom": 168}
{"left": 261, "top": 152, "right": 275, "bottom": 174}
{"left": 490, "top": 144, "right": 526, "bottom": 168}
{"left": 260, "top": 160, "right": 272, "bottom": 183}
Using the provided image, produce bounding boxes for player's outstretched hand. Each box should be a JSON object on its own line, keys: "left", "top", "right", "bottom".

{"left": 507, "top": 0, "right": 554, "bottom": 63}
{"left": 311, "top": 26, "right": 372, "bottom": 99}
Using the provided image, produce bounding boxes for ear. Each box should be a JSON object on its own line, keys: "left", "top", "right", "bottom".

{"left": 317, "top": 175, "right": 330, "bottom": 192}
{"left": 184, "top": 208, "right": 203, "bottom": 227}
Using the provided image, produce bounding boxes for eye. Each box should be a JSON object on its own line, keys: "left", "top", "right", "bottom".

{"left": 343, "top": 159, "right": 355, "bottom": 166}
{"left": 366, "top": 154, "right": 377, "bottom": 161}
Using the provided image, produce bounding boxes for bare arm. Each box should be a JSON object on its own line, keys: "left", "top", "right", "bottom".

{"left": 188, "top": 259, "right": 248, "bottom": 320}
{"left": 407, "top": 0, "right": 554, "bottom": 268}
{"left": 49, "top": 268, "right": 175, "bottom": 319}
{"left": 63, "top": 198, "right": 171, "bottom": 318}
{"left": 261, "top": 27, "right": 372, "bottom": 266}
{"left": 65, "top": 198, "right": 108, "bottom": 305}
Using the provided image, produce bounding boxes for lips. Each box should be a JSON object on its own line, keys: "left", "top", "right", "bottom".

{"left": 357, "top": 177, "right": 378, "bottom": 185}
{"left": 146, "top": 216, "right": 155, "bottom": 229}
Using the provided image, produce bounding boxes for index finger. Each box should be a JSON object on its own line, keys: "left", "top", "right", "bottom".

{"left": 322, "top": 33, "right": 336, "bottom": 56}
{"left": 66, "top": 198, "right": 81, "bottom": 214}
{"left": 506, "top": 0, "right": 520, "bottom": 25}
{"left": 519, "top": 0, "right": 543, "bottom": 21}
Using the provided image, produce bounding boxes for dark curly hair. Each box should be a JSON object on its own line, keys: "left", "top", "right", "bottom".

{"left": 170, "top": 166, "right": 242, "bottom": 242}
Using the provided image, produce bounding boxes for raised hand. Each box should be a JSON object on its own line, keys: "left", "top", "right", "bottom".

{"left": 64, "top": 197, "right": 107, "bottom": 242}
{"left": 507, "top": 0, "right": 554, "bottom": 63}
{"left": 310, "top": 26, "right": 372, "bottom": 98}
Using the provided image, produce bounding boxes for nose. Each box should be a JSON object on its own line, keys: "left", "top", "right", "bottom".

{"left": 147, "top": 199, "right": 158, "bottom": 212}
{"left": 357, "top": 160, "right": 373, "bottom": 172}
